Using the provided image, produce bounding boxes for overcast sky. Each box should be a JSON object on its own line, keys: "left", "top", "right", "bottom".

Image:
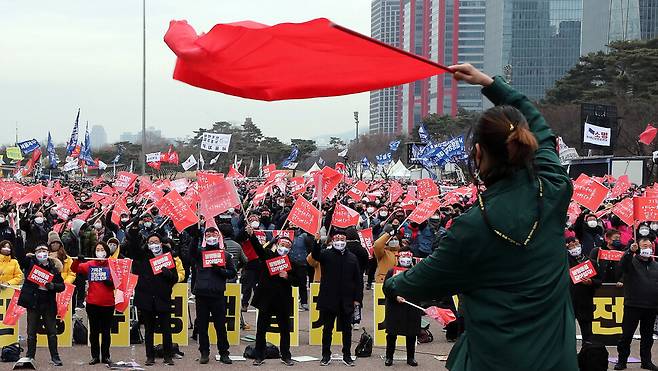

{"left": 0, "top": 0, "right": 371, "bottom": 146}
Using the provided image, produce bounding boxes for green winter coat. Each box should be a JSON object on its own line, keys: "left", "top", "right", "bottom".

{"left": 384, "top": 76, "right": 577, "bottom": 371}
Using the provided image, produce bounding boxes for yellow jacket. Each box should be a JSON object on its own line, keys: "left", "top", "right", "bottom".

{"left": 374, "top": 234, "right": 397, "bottom": 283}
{"left": 174, "top": 256, "right": 185, "bottom": 283}
{"left": 61, "top": 256, "right": 77, "bottom": 284}
{"left": 0, "top": 254, "right": 24, "bottom": 286}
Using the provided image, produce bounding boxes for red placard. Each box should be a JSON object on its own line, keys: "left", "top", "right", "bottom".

{"left": 318, "top": 166, "right": 344, "bottom": 201}
{"left": 155, "top": 190, "right": 199, "bottom": 232}
{"left": 198, "top": 179, "right": 241, "bottom": 219}
{"left": 196, "top": 171, "right": 225, "bottom": 193}
{"left": 569, "top": 260, "right": 597, "bottom": 284}
{"left": 286, "top": 196, "right": 321, "bottom": 235}
{"left": 400, "top": 194, "right": 417, "bottom": 210}
{"left": 645, "top": 189, "right": 658, "bottom": 198}
{"left": 115, "top": 273, "right": 138, "bottom": 313}
{"left": 598, "top": 249, "right": 625, "bottom": 262}
{"left": 416, "top": 179, "right": 439, "bottom": 200}
{"left": 202, "top": 249, "right": 226, "bottom": 268}
{"left": 56, "top": 283, "right": 75, "bottom": 318}
{"left": 149, "top": 252, "right": 175, "bottom": 275}
{"left": 109, "top": 258, "right": 133, "bottom": 289}
{"left": 571, "top": 174, "right": 608, "bottom": 211}
{"left": 347, "top": 180, "right": 368, "bottom": 200}
{"left": 2, "top": 289, "right": 25, "bottom": 326}
{"left": 610, "top": 175, "right": 631, "bottom": 198}
{"left": 114, "top": 171, "right": 138, "bottom": 192}
{"left": 273, "top": 230, "right": 295, "bottom": 241}
{"left": 612, "top": 198, "right": 634, "bottom": 226}
{"left": 633, "top": 197, "right": 658, "bottom": 223}
{"left": 288, "top": 177, "right": 306, "bottom": 195}
{"left": 266, "top": 255, "right": 292, "bottom": 276}
{"left": 408, "top": 199, "right": 441, "bottom": 224}
{"left": 262, "top": 164, "right": 276, "bottom": 179}
{"left": 331, "top": 203, "right": 360, "bottom": 228}
{"left": 357, "top": 228, "right": 374, "bottom": 258}
{"left": 27, "top": 265, "right": 54, "bottom": 286}
{"left": 388, "top": 182, "right": 404, "bottom": 204}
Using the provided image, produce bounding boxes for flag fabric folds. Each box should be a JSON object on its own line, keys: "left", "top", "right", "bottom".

{"left": 639, "top": 123, "right": 657, "bottom": 145}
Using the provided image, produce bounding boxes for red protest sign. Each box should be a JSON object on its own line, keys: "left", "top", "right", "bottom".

{"left": 569, "top": 260, "right": 597, "bottom": 284}
{"left": 633, "top": 197, "right": 658, "bottom": 223}
{"left": 56, "top": 283, "right": 75, "bottom": 318}
{"left": 416, "top": 179, "right": 439, "bottom": 200}
{"left": 318, "top": 166, "right": 344, "bottom": 201}
{"left": 202, "top": 249, "right": 226, "bottom": 268}
{"left": 400, "top": 194, "right": 417, "bottom": 210}
{"left": 572, "top": 174, "right": 608, "bottom": 211}
{"left": 598, "top": 249, "right": 625, "bottom": 261}
{"left": 408, "top": 199, "right": 441, "bottom": 224}
{"left": 347, "top": 180, "right": 368, "bottom": 200}
{"left": 149, "top": 252, "right": 175, "bottom": 275}
{"left": 111, "top": 199, "right": 130, "bottom": 226}
{"left": 115, "top": 273, "right": 138, "bottom": 313}
{"left": 109, "top": 258, "right": 132, "bottom": 289}
{"left": 612, "top": 198, "right": 634, "bottom": 226}
{"left": 610, "top": 175, "right": 631, "bottom": 198}
{"left": 155, "top": 190, "right": 199, "bottom": 232}
{"left": 389, "top": 182, "right": 404, "bottom": 204}
{"left": 331, "top": 203, "right": 360, "bottom": 228}
{"left": 265, "top": 255, "right": 292, "bottom": 276}
{"left": 645, "top": 189, "right": 658, "bottom": 198}
{"left": 286, "top": 196, "right": 321, "bottom": 235}
{"left": 196, "top": 171, "right": 225, "bottom": 193}
{"left": 262, "top": 164, "right": 276, "bottom": 179}
{"left": 357, "top": 228, "right": 374, "bottom": 258}
{"left": 27, "top": 265, "right": 54, "bottom": 286}
{"left": 114, "top": 171, "right": 138, "bottom": 192}
{"left": 2, "top": 289, "right": 25, "bottom": 326}
{"left": 273, "top": 230, "right": 295, "bottom": 241}
{"left": 288, "top": 177, "right": 306, "bottom": 196}
{"left": 198, "top": 179, "right": 240, "bottom": 219}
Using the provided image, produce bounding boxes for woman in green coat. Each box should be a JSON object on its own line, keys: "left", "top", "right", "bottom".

{"left": 384, "top": 64, "right": 578, "bottom": 371}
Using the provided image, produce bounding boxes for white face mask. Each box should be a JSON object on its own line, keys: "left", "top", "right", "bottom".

{"left": 430, "top": 215, "right": 441, "bottom": 220}
{"left": 379, "top": 211, "right": 388, "bottom": 218}
{"left": 148, "top": 243, "right": 162, "bottom": 255}
{"left": 121, "top": 217, "right": 129, "bottom": 223}
{"left": 651, "top": 223, "right": 658, "bottom": 231}
{"left": 333, "top": 240, "right": 346, "bottom": 251}
{"left": 228, "top": 208, "right": 235, "bottom": 214}
{"left": 1, "top": 247, "right": 10, "bottom": 255}
{"left": 108, "top": 243, "right": 118, "bottom": 253}
{"left": 568, "top": 245, "right": 581, "bottom": 257}
{"left": 640, "top": 227, "right": 651, "bottom": 236}
{"left": 586, "top": 220, "right": 598, "bottom": 228}
{"left": 36, "top": 251, "right": 48, "bottom": 263}
{"left": 206, "top": 236, "right": 219, "bottom": 246}
{"left": 94, "top": 222, "right": 103, "bottom": 230}
{"left": 366, "top": 207, "right": 375, "bottom": 214}
{"left": 250, "top": 221, "right": 260, "bottom": 229}
{"left": 640, "top": 248, "right": 653, "bottom": 258}
{"left": 143, "top": 222, "right": 152, "bottom": 229}
{"left": 34, "top": 217, "right": 44, "bottom": 224}
{"left": 388, "top": 239, "right": 400, "bottom": 248}
{"left": 276, "top": 246, "right": 290, "bottom": 256}
{"left": 0, "top": 217, "right": 5, "bottom": 223}
{"left": 399, "top": 257, "right": 412, "bottom": 267}
{"left": 96, "top": 250, "right": 107, "bottom": 259}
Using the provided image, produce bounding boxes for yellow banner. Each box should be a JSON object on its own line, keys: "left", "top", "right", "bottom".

{"left": 37, "top": 300, "right": 72, "bottom": 347}
{"left": 154, "top": 283, "right": 188, "bottom": 346}
{"left": 6, "top": 147, "right": 23, "bottom": 161}
{"left": 258, "top": 287, "right": 299, "bottom": 347}
{"left": 0, "top": 288, "right": 19, "bottom": 347}
{"left": 208, "top": 283, "right": 241, "bottom": 346}
{"left": 373, "top": 283, "right": 405, "bottom": 347}
{"left": 309, "top": 283, "right": 342, "bottom": 346}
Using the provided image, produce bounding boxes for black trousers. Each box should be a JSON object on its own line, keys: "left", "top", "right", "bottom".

{"left": 240, "top": 268, "right": 259, "bottom": 307}
{"left": 26, "top": 306, "right": 59, "bottom": 359}
{"left": 74, "top": 274, "right": 86, "bottom": 307}
{"left": 87, "top": 304, "right": 114, "bottom": 360}
{"left": 366, "top": 258, "right": 377, "bottom": 285}
{"left": 255, "top": 304, "right": 291, "bottom": 360}
{"left": 195, "top": 295, "right": 229, "bottom": 356}
{"left": 142, "top": 309, "right": 172, "bottom": 359}
{"left": 385, "top": 333, "right": 416, "bottom": 359}
{"left": 291, "top": 266, "right": 308, "bottom": 305}
{"left": 320, "top": 310, "right": 353, "bottom": 358}
{"left": 617, "top": 306, "right": 657, "bottom": 363}
{"left": 576, "top": 318, "right": 593, "bottom": 344}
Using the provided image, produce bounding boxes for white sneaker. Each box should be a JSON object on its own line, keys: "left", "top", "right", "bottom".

{"left": 353, "top": 323, "right": 360, "bottom": 330}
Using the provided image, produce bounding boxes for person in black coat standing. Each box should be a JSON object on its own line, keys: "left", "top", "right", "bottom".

{"left": 132, "top": 233, "right": 179, "bottom": 366}
{"left": 566, "top": 237, "right": 600, "bottom": 344}
{"left": 246, "top": 227, "right": 299, "bottom": 366}
{"left": 614, "top": 236, "right": 658, "bottom": 370}
{"left": 311, "top": 230, "right": 364, "bottom": 367}
{"left": 383, "top": 250, "right": 421, "bottom": 367}
{"left": 189, "top": 226, "right": 236, "bottom": 364}
{"left": 17, "top": 244, "right": 65, "bottom": 366}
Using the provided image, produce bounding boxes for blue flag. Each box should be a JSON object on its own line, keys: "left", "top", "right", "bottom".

{"left": 389, "top": 140, "right": 401, "bottom": 152}
{"left": 46, "top": 132, "right": 59, "bottom": 169}
{"left": 66, "top": 109, "right": 80, "bottom": 155}
{"left": 376, "top": 152, "right": 392, "bottom": 165}
{"left": 418, "top": 124, "right": 431, "bottom": 144}
{"left": 112, "top": 144, "right": 125, "bottom": 164}
{"left": 418, "top": 135, "right": 465, "bottom": 167}
{"left": 79, "top": 123, "right": 95, "bottom": 166}
{"left": 361, "top": 157, "right": 370, "bottom": 168}
{"left": 318, "top": 156, "right": 326, "bottom": 167}
{"left": 16, "top": 139, "right": 40, "bottom": 155}
{"left": 281, "top": 145, "right": 299, "bottom": 168}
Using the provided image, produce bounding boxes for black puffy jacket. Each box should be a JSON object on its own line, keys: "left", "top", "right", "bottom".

{"left": 619, "top": 251, "right": 658, "bottom": 309}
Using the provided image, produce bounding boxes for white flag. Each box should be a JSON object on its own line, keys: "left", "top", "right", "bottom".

{"left": 63, "top": 159, "right": 79, "bottom": 172}
{"left": 199, "top": 153, "right": 205, "bottom": 170}
{"left": 200, "top": 133, "right": 232, "bottom": 152}
{"left": 209, "top": 153, "right": 220, "bottom": 165}
{"left": 98, "top": 160, "right": 107, "bottom": 170}
{"left": 338, "top": 148, "right": 348, "bottom": 157}
{"left": 146, "top": 152, "right": 162, "bottom": 163}
{"left": 182, "top": 155, "right": 197, "bottom": 171}
{"left": 583, "top": 122, "right": 611, "bottom": 146}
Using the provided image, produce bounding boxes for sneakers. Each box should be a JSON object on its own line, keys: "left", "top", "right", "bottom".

{"left": 342, "top": 356, "right": 355, "bottom": 367}
{"left": 353, "top": 323, "right": 360, "bottom": 330}
{"left": 384, "top": 357, "right": 393, "bottom": 366}
{"left": 281, "top": 358, "right": 294, "bottom": 366}
{"left": 163, "top": 357, "right": 175, "bottom": 366}
{"left": 145, "top": 357, "right": 155, "bottom": 366}
{"left": 641, "top": 362, "right": 658, "bottom": 370}
{"left": 320, "top": 356, "right": 331, "bottom": 366}
{"left": 219, "top": 354, "right": 233, "bottom": 364}
{"left": 199, "top": 353, "right": 209, "bottom": 364}
{"left": 102, "top": 358, "right": 113, "bottom": 365}
{"left": 253, "top": 358, "right": 265, "bottom": 366}
{"left": 51, "top": 356, "right": 63, "bottom": 367}
{"left": 407, "top": 359, "right": 418, "bottom": 367}
{"left": 614, "top": 362, "right": 627, "bottom": 370}
{"left": 89, "top": 358, "right": 100, "bottom": 365}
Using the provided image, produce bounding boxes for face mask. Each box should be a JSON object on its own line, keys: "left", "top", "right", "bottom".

{"left": 375, "top": 200, "right": 381, "bottom": 205}
{"left": 206, "top": 236, "right": 219, "bottom": 246}
{"left": 108, "top": 243, "right": 118, "bottom": 254}
{"left": 250, "top": 221, "right": 261, "bottom": 229}
{"left": 36, "top": 251, "right": 48, "bottom": 263}
{"left": 0, "top": 217, "right": 5, "bottom": 223}
{"left": 640, "top": 248, "right": 653, "bottom": 258}
{"left": 651, "top": 223, "right": 658, "bottom": 231}
{"left": 568, "top": 245, "right": 581, "bottom": 257}
{"left": 611, "top": 240, "right": 623, "bottom": 249}
{"left": 148, "top": 243, "right": 162, "bottom": 255}
{"left": 333, "top": 241, "right": 346, "bottom": 251}
{"left": 586, "top": 220, "right": 598, "bottom": 228}
{"left": 278, "top": 202, "right": 285, "bottom": 207}
{"left": 94, "top": 222, "right": 103, "bottom": 230}
{"left": 640, "top": 227, "right": 651, "bottom": 236}
{"left": 34, "top": 217, "right": 44, "bottom": 224}
{"left": 127, "top": 198, "right": 133, "bottom": 204}
{"left": 276, "top": 246, "right": 290, "bottom": 256}
{"left": 379, "top": 211, "right": 388, "bottom": 218}
{"left": 228, "top": 208, "right": 235, "bottom": 214}
{"left": 132, "top": 209, "right": 138, "bottom": 215}
{"left": 1, "top": 247, "right": 10, "bottom": 255}
{"left": 399, "top": 257, "right": 412, "bottom": 267}
{"left": 430, "top": 215, "right": 441, "bottom": 220}
{"left": 388, "top": 239, "right": 400, "bottom": 248}
{"left": 366, "top": 207, "right": 375, "bottom": 214}
{"left": 96, "top": 250, "right": 107, "bottom": 259}
{"left": 121, "top": 217, "right": 129, "bottom": 223}
{"left": 143, "top": 222, "right": 152, "bottom": 229}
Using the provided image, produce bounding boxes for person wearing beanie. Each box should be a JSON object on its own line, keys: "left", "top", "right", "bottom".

{"left": 61, "top": 219, "right": 97, "bottom": 308}
{"left": 48, "top": 231, "right": 76, "bottom": 284}
{"left": 0, "top": 240, "right": 23, "bottom": 286}
{"left": 374, "top": 229, "right": 401, "bottom": 283}
{"left": 71, "top": 242, "right": 115, "bottom": 365}
{"left": 17, "top": 244, "right": 65, "bottom": 366}
{"left": 107, "top": 237, "right": 122, "bottom": 259}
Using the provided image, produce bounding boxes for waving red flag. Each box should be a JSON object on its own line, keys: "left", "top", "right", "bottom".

{"left": 610, "top": 175, "right": 631, "bottom": 199}
{"left": 639, "top": 123, "right": 657, "bottom": 145}
{"left": 347, "top": 180, "right": 368, "bottom": 200}
{"left": 388, "top": 182, "right": 404, "bottom": 204}
{"left": 286, "top": 196, "right": 321, "bottom": 235}
{"left": 612, "top": 198, "right": 634, "bottom": 227}
{"left": 416, "top": 179, "right": 439, "bottom": 200}
{"left": 164, "top": 18, "right": 449, "bottom": 101}
{"left": 331, "top": 203, "right": 360, "bottom": 228}
{"left": 155, "top": 190, "right": 199, "bottom": 232}
{"left": 198, "top": 178, "right": 241, "bottom": 219}
{"left": 571, "top": 174, "right": 608, "bottom": 212}
{"left": 227, "top": 165, "right": 244, "bottom": 179}
{"left": 408, "top": 199, "right": 441, "bottom": 224}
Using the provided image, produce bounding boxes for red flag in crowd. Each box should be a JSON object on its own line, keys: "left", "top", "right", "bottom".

{"left": 288, "top": 177, "right": 306, "bottom": 196}
{"left": 162, "top": 145, "right": 180, "bottom": 164}
{"left": 114, "top": 171, "right": 138, "bottom": 193}
{"left": 56, "top": 283, "right": 75, "bottom": 318}
{"left": 227, "top": 165, "right": 244, "bottom": 179}
{"left": 262, "top": 164, "right": 276, "bottom": 178}
{"left": 76, "top": 208, "right": 94, "bottom": 222}
{"left": 416, "top": 178, "right": 439, "bottom": 200}
{"left": 164, "top": 18, "right": 449, "bottom": 101}
{"left": 610, "top": 175, "right": 631, "bottom": 199}
{"left": 612, "top": 198, "right": 634, "bottom": 227}
{"left": 571, "top": 174, "right": 608, "bottom": 212}
{"left": 347, "top": 180, "right": 368, "bottom": 200}
{"left": 331, "top": 203, "right": 360, "bottom": 228}
{"left": 286, "top": 196, "right": 321, "bottom": 235}
{"left": 147, "top": 161, "right": 162, "bottom": 170}
{"left": 388, "top": 182, "right": 404, "bottom": 204}
{"left": 408, "top": 198, "right": 441, "bottom": 224}
{"left": 155, "top": 190, "right": 199, "bottom": 232}
{"left": 2, "top": 289, "right": 25, "bottom": 326}
{"left": 639, "top": 123, "right": 657, "bottom": 145}
{"left": 111, "top": 198, "right": 130, "bottom": 225}
{"left": 633, "top": 197, "right": 658, "bottom": 223}
{"left": 16, "top": 188, "right": 42, "bottom": 206}
{"left": 198, "top": 178, "right": 241, "bottom": 219}
{"left": 196, "top": 171, "right": 225, "bottom": 193}
{"left": 317, "top": 166, "right": 343, "bottom": 201}
{"left": 357, "top": 228, "right": 374, "bottom": 258}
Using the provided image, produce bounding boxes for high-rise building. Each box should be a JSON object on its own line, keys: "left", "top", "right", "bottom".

{"left": 640, "top": 0, "right": 658, "bottom": 39}
{"left": 90, "top": 125, "right": 108, "bottom": 149}
{"left": 369, "top": 0, "right": 401, "bottom": 135}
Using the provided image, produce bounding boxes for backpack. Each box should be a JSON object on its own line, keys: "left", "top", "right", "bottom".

{"left": 578, "top": 342, "right": 608, "bottom": 371}
{"left": 130, "top": 320, "right": 143, "bottom": 344}
{"left": 73, "top": 317, "right": 88, "bottom": 345}
{"left": 0, "top": 343, "right": 22, "bottom": 362}
{"left": 417, "top": 322, "right": 433, "bottom": 344}
{"left": 243, "top": 343, "right": 280, "bottom": 359}
{"left": 354, "top": 329, "right": 373, "bottom": 358}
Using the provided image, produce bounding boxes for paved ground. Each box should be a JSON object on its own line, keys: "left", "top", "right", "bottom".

{"left": 13, "top": 287, "right": 657, "bottom": 370}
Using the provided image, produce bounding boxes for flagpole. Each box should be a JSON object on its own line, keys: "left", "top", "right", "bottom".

{"left": 140, "top": 0, "right": 147, "bottom": 175}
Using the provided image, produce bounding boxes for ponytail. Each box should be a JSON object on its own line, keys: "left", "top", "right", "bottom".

{"left": 506, "top": 124, "right": 538, "bottom": 167}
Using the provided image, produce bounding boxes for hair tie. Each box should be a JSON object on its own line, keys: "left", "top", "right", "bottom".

{"left": 509, "top": 123, "right": 515, "bottom": 132}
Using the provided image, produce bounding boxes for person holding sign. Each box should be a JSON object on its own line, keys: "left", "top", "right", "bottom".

{"left": 246, "top": 227, "right": 298, "bottom": 366}
{"left": 189, "top": 226, "right": 236, "bottom": 365}
{"left": 71, "top": 242, "right": 115, "bottom": 365}
{"left": 565, "top": 237, "right": 600, "bottom": 345}
{"left": 614, "top": 237, "right": 658, "bottom": 370}
{"left": 384, "top": 65, "right": 579, "bottom": 371}
{"left": 0, "top": 240, "right": 23, "bottom": 286}
{"left": 17, "top": 244, "right": 65, "bottom": 366}
{"left": 132, "top": 234, "right": 180, "bottom": 366}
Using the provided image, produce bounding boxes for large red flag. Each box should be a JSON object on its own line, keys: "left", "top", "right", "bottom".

{"left": 164, "top": 18, "right": 450, "bottom": 101}
{"left": 571, "top": 174, "right": 608, "bottom": 212}
{"left": 388, "top": 181, "right": 404, "bottom": 204}
{"left": 331, "top": 203, "right": 360, "bottom": 228}
{"left": 408, "top": 199, "right": 441, "bottom": 224}
{"left": 633, "top": 197, "right": 658, "bottom": 223}
{"left": 198, "top": 179, "right": 241, "bottom": 219}
{"left": 155, "top": 190, "right": 199, "bottom": 232}
{"left": 196, "top": 171, "right": 225, "bottom": 193}
{"left": 347, "top": 180, "right": 368, "bottom": 200}
{"left": 286, "top": 196, "right": 321, "bottom": 235}
{"left": 612, "top": 198, "right": 634, "bottom": 227}
{"left": 639, "top": 123, "right": 657, "bottom": 145}
{"left": 416, "top": 179, "right": 439, "bottom": 200}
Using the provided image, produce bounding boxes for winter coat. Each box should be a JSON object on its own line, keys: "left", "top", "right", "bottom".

{"left": 17, "top": 255, "right": 65, "bottom": 310}
{"left": 189, "top": 242, "right": 237, "bottom": 298}
{"left": 384, "top": 268, "right": 422, "bottom": 336}
{"left": 132, "top": 244, "right": 180, "bottom": 312}
{"left": 71, "top": 259, "right": 115, "bottom": 307}
{"left": 384, "top": 77, "right": 578, "bottom": 371}
{"left": 0, "top": 254, "right": 23, "bottom": 285}
{"left": 0, "top": 223, "right": 16, "bottom": 247}
{"left": 22, "top": 221, "right": 49, "bottom": 253}
{"left": 567, "top": 254, "right": 600, "bottom": 321}
{"left": 311, "top": 241, "right": 363, "bottom": 314}
{"left": 249, "top": 235, "right": 299, "bottom": 312}
{"left": 61, "top": 225, "right": 97, "bottom": 258}
{"left": 374, "top": 234, "right": 397, "bottom": 283}
{"left": 618, "top": 251, "right": 658, "bottom": 309}
{"left": 589, "top": 246, "right": 622, "bottom": 284}
{"left": 347, "top": 239, "right": 369, "bottom": 274}
{"left": 289, "top": 231, "right": 313, "bottom": 265}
